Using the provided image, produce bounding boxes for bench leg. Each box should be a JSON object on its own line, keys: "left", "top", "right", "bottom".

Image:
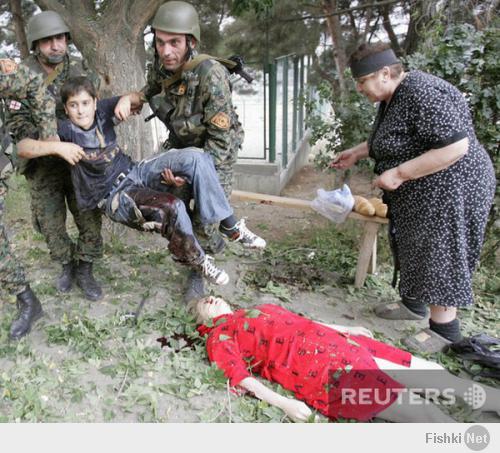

{"left": 354, "top": 222, "right": 380, "bottom": 288}
{"left": 370, "top": 235, "right": 377, "bottom": 275}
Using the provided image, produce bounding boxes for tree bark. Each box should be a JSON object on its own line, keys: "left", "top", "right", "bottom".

{"left": 9, "top": 0, "right": 29, "bottom": 58}
{"left": 322, "top": 0, "right": 347, "bottom": 95}
{"left": 403, "top": 0, "right": 435, "bottom": 55}
{"left": 35, "top": 0, "right": 163, "bottom": 160}
{"left": 380, "top": 5, "right": 403, "bottom": 55}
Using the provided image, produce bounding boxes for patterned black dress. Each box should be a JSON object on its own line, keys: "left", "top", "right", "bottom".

{"left": 368, "top": 70, "right": 495, "bottom": 307}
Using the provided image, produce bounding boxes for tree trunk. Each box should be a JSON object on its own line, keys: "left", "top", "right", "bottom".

{"left": 35, "top": 0, "right": 163, "bottom": 160}
{"left": 322, "top": 0, "right": 347, "bottom": 95}
{"left": 380, "top": 5, "right": 403, "bottom": 55}
{"left": 9, "top": 0, "right": 29, "bottom": 58}
{"left": 404, "top": 0, "right": 436, "bottom": 55}
{"left": 84, "top": 37, "right": 155, "bottom": 161}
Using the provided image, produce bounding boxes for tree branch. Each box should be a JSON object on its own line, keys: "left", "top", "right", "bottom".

{"left": 380, "top": 4, "right": 402, "bottom": 54}
{"left": 9, "top": 0, "right": 29, "bottom": 58}
{"left": 127, "top": 0, "right": 163, "bottom": 38}
{"left": 311, "top": 54, "right": 336, "bottom": 85}
{"left": 361, "top": 5, "right": 374, "bottom": 42}
{"left": 280, "top": 0, "right": 403, "bottom": 22}
{"left": 36, "top": 0, "right": 94, "bottom": 19}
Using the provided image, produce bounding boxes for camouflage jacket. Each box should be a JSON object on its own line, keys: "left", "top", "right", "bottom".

{"left": 142, "top": 57, "right": 243, "bottom": 170}
{"left": 6, "top": 54, "right": 100, "bottom": 142}
{"left": 1, "top": 63, "right": 57, "bottom": 184}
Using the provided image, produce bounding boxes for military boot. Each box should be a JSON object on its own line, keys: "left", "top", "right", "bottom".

{"left": 56, "top": 261, "right": 75, "bottom": 293}
{"left": 10, "top": 286, "right": 44, "bottom": 340}
{"left": 183, "top": 270, "right": 207, "bottom": 304}
{"left": 75, "top": 260, "right": 103, "bottom": 301}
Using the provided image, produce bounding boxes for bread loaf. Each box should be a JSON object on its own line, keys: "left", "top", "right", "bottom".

{"left": 368, "top": 197, "right": 388, "bottom": 218}
{"left": 353, "top": 195, "right": 376, "bottom": 216}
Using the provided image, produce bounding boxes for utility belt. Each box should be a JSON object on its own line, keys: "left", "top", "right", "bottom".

{"left": 97, "top": 168, "right": 132, "bottom": 210}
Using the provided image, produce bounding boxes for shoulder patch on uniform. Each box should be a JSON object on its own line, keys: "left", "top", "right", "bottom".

{"left": 0, "top": 59, "right": 18, "bottom": 75}
{"left": 210, "top": 112, "right": 230, "bottom": 130}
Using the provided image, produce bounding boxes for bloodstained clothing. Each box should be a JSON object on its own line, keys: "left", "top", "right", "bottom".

{"left": 198, "top": 304, "right": 411, "bottom": 421}
{"left": 57, "top": 96, "right": 133, "bottom": 211}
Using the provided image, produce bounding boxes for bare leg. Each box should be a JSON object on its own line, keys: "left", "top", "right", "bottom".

{"left": 430, "top": 305, "right": 456, "bottom": 323}
{"left": 376, "top": 391, "right": 455, "bottom": 422}
{"left": 374, "top": 356, "right": 500, "bottom": 413}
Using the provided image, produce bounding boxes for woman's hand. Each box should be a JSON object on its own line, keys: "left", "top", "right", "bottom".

{"left": 330, "top": 142, "right": 369, "bottom": 170}
{"left": 280, "top": 398, "right": 314, "bottom": 422}
{"left": 161, "top": 168, "right": 186, "bottom": 187}
{"left": 373, "top": 167, "right": 405, "bottom": 191}
{"left": 55, "top": 142, "right": 85, "bottom": 165}
{"left": 330, "top": 149, "right": 359, "bottom": 170}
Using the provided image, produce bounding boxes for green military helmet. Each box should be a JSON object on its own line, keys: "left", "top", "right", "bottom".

{"left": 27, "top": 11, "right": 71, "bottom": 50}
{"left": 152, "top": 1, "right": 201, "bottom": 43}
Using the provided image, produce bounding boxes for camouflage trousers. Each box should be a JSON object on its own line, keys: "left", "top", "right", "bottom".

{"left": 166, "top": 150, "right": 235, "bottom": 254}
{"left": 26, "top": 157, "right": 103, "bottom": 264}
{"left": 0, "top": 183, "right": 28, "bottom": 296}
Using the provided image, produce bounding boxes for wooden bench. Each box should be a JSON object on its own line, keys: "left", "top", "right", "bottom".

{"left": 231, "top": 190, "right": 389, "bottom": 288}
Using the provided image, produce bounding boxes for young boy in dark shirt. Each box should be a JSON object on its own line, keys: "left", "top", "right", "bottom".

{"left": 54, "top": 77, "right": 263, "bottom": 287}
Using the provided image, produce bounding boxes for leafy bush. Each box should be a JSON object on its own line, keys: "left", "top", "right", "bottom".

{"left": 305, "top": 79, "right": 375, "bottom": 169}
{"left": 405, "top": 22, "right": 499, "bottom": 160}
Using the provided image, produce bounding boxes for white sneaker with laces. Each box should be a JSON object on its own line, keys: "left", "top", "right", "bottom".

{"left": 199, "top": 255, "right": 229, "bottom": 285}
{"left": 230, "top": 219, "right": 266, "bottom": 249}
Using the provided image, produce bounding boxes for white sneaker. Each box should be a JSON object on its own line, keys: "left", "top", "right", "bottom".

{"left": 198, "top": 255, "right": 229, "bottom": 285}
{"left": 227, "top": 219, "right": 266, "bottom": 249}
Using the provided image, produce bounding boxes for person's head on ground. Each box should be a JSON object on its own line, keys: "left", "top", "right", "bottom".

{"left": 61, "top": 76, "right": 97, "bottom": 130}
{"left": 27, "top": 11, "right": 71, "bottom": 66}
{"left": 189, "top": 296, "right": 233, "bottom": 324}
{"left": 151, "top": 1, "right": 200, "bottom": 71}
{"left": 349, "top": 42, "right": 405, "bottom": 103}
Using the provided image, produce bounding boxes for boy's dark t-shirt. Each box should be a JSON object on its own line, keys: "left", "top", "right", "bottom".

{"left": 57, "top": 96, "right": 134, "bottom": 211}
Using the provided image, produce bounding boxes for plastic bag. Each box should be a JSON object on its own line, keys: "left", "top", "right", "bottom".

{"left": 311, "top": 184, "right": 354, "bottom": 224}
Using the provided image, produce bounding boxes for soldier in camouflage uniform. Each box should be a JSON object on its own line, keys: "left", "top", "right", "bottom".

{"left": 0, "top": 58, "right": 57, "bottom": 339}
{"left": 115, "top": 1, "right": 265, "bottom": 302}
{"left": 6, "top": 11, "right": 104, "bottom": 301}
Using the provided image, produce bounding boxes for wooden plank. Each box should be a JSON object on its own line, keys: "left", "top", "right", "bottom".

{"left": 355, "top": 222, "right": 380, "bottom": 288}
{"left": 231, "top": 190, "right": 312, "bottom": 210}
{"left": 231, "top": 190, "right": 389, "bottom": 224}
{"left": 369, "top": 236, "right": 377, "bottom": 275}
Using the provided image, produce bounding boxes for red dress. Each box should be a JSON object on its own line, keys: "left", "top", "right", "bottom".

{"left": 198, "top": 304, "right": 412, "bottom": 421}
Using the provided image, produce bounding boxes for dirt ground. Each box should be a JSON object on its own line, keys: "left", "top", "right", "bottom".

{"left": 0, "top": 166, "right": 497, "bottom": 423}
{"left": 230, "top": 165, "right": 419, "bottom": 341}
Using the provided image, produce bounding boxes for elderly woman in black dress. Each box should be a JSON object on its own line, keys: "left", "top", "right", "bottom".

{"left": 331, "top": 43, "right": 495, "bottom": 353}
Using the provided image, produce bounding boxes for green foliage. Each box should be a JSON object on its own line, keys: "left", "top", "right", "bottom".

{"left": 305, "top": 79, "right": 375, "bottom": 170}
{"left": 231, "top": 0, "right": 275, "bottom": 17}
{"left": 221, "top": 0, "right": 321, "bottom": 64}
{"left": 45, "top": 314, "right": 113, "bottom": 359}
{"left": 405, "top": 22, "right": 500, "bottom": 159}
